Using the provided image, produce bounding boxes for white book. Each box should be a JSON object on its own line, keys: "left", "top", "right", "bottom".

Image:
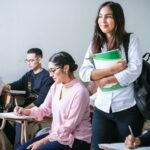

{"left": 93, "top": 49, "right": 124, "bottom": 92}
{"left": 99, "top": 143, "right": 150, "bottom": 150}
{"left": 0, "top": 112, "right": 35, "bottom": 120}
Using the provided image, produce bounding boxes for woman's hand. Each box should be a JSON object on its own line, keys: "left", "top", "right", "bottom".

{"left": 27, "top": 140, "right": 43, "bottom": 150}
{"left": 96, "top": 78, "right": 108, "bottom": 88}
{"left": 96, "top": 76, "right": 118, "bottom": 88}
{"left": 125, "top": 134, "right": 141, "bottom": 148}
{"left": 27, "top": 137, "right": 49, "bottom": 150}
{"left": 110, "top": 60, "right": 127, "bottom": 74}
{"left": 14, "top": 106, "right": 31, "bottom": 116}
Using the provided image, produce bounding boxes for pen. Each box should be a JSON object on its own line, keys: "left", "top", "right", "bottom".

{"left": 128, "top": 125, "right": 134, "bottom": 136}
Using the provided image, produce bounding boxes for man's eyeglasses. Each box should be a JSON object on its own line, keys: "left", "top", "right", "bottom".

{"left": 25, "top": 59, "right": 36, "bottom": 63}
{"left": 49, "top": 67, "right": 61, "bottom": 75}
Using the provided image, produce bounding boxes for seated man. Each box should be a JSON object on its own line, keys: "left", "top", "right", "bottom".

{"left": 2, "top": 48, "right": 54, "bottom": 149}
{"left": 125, "top": 131, "right": 150, "bottom": 148}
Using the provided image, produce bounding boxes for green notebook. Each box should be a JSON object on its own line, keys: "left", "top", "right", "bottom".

{"left": 93, "top": 49, "right": 124, "bottom": 92}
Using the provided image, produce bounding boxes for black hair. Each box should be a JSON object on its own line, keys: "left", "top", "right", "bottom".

{"left": 92, "top": 1, "right": 127, "bottom": 53}
{"left": 27, "top": 48, "right": 43, "bottom": 58}
{"left": 49, "top": 51, "right": 78, "bottom": 73}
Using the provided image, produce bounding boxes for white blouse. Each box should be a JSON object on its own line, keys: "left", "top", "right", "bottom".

{"left": 79, "top": 34, "right": 142, "bottom": 113}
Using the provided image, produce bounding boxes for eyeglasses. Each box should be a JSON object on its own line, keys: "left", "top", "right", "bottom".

{"left": 25, "top": 59, "right": 37, "bottom": 63}
{"left": 48, "top": 67, "right": 61, "bottom": 75}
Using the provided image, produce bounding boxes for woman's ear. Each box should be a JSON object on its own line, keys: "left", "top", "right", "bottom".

{"left": 63, "top": 64, "right": 70, "bottom": 74}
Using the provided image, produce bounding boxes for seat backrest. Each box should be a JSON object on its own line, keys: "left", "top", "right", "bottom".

{"left": 0, "top": 93, "right": 14, "bottom": 112}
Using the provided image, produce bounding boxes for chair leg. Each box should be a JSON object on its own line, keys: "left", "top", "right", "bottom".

{"left": 0, "top": 118, "right": 6, "bottom": 130}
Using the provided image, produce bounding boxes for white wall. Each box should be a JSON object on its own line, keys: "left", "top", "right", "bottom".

{"left": 0, "top": 0, "right": 150, "bottom": 82}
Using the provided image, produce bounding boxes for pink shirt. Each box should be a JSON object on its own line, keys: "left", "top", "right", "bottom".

{"left": 30, "top": 79, "right": 92, "bottom": 147}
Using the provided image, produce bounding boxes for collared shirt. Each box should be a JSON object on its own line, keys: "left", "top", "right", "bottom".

{"left": 30, "top": 79, "right": 92, "bottom": 147}
{"left": 79, "top": 34, "right": 142, "bottom": 113}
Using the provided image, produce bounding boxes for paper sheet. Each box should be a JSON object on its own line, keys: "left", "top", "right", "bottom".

{"left": 0, "top": 112, "right": 35, "bottom": 120}
{"left": 99, "top": 143, "right": 150, "bottom": 150}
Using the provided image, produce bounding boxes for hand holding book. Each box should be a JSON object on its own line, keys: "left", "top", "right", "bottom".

{"left": 93, "top": 50, "right": 127, "bottom": 92}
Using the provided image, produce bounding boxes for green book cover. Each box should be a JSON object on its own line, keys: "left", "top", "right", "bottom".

{"left": 93, "top": 49, "right": 124, "bottom": 92}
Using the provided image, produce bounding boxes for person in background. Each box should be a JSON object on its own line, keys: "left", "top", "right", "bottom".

{"left": 15, "top": 51, "right": 92, "bottom": 150}
{"left": 0, "top": 77, "right": 4, "bottom": 95}
{"left": 125, "top": 131, "right": 150, "bottom": 148}
{"left": 2, "top": 48, "right": 54, "bottom": 149}
{"left": 87, "top": 81, "right": 97, "bottom": 107}
{"left": 79, "top": 1, "right": 144, "bottom": 150}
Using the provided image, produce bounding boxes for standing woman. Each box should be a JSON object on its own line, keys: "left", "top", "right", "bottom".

{"left": 79, "top": 1, "right": 144, "bottom": 150}
{"left": 16, "top": 51, "right": 92, "bottom": 150}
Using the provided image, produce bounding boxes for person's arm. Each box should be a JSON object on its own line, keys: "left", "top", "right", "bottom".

{"left": 91, "top": 60, "right": 126, "bottom": 81}
{"left": 9, "top": 73, "right": 28, "bottom": 90}
{"left": 33, "top": 76, "right": 54, "bottom": 107}
{"left": 3, "top": 73, "right": 27, "bottom": 92}
{"left": 115, "top": 34, "right": 142, "bottom": 86}
{"left": 125, "top": 134, "right": 141, "bottom": 148}
{"left": 79, "top": 43, "right": 126, "bottom": 82}
{"left": 29, "top": 84, "right": 55, "bottom": 121}
{"left": 14, "top": 87, "right": 53, "bottom": 121}
{"left": 27, "top": 135, "right": 49, "bottom": 150}
{"left": 95, "top": 75, "right": 118, "bottom": 88}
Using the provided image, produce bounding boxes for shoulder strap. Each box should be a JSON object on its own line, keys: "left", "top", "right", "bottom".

{"left": 143, "top": 53, "right": 150, "bottom": 61}
{"left": 123, "top": 33, "right": 132, "bottom": 62}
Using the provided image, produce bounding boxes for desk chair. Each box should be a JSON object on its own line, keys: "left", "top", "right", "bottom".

{"left": 0, "top": 92, "right": 52, "bottom": 145}
{"left": 0, "top": 91, "right": 25, "bottom": 130}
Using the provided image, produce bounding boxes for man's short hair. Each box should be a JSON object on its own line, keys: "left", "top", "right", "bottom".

{"left": 27, "top": 48, "right": 43, "bottom": 58}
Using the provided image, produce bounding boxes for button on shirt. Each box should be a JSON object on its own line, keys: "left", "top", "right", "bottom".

{"left": 79, "top": 34, "right": 142, "bottom": 113}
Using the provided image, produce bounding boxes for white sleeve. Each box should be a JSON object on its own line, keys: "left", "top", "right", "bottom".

{"left": 79, "top": 43, "right": 95, "bottom": 82}
{"left": 115, "top": 34, "right": 142, "bottom": 86}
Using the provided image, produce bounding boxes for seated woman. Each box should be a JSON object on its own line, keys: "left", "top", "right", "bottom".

{"left": 15, "top": 51, "right": 92, "bottom": 150}
{"left": 125, "top": 131, "right": 150, "bottom": 148}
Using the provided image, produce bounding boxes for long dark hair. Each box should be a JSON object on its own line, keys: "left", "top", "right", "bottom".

{"left": 92, "top": 1, "right": 127, "bottom": 53}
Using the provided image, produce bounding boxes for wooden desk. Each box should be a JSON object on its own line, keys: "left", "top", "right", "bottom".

{"left": 0, "top": 91, "right": 52, "bottom": 144}
{"left": 0, "top": 112, "right": 35, "bottom": 144}
{"left": 0, "top": 112, "right": 52, "bottom": 144}
{"left": 0, "top": 90, "right": 27, "bottom": 144}
{"left": 99, "top": 143, "right": 150, "bottom": 150}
